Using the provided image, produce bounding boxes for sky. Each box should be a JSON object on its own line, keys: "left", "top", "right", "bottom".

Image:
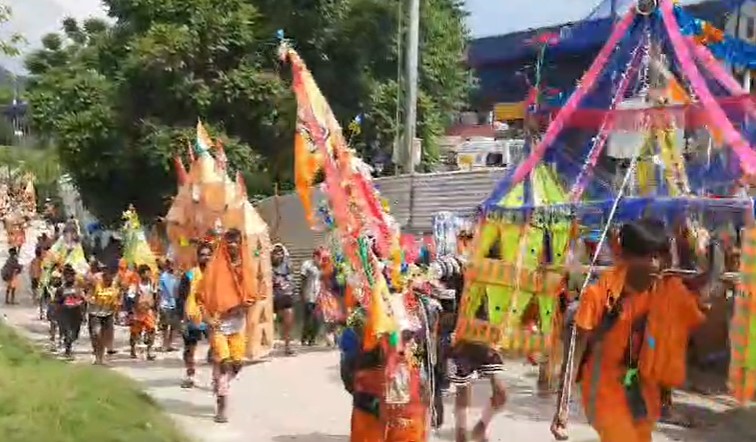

{"left": 0, "top": 0, "right": 710, "bottom": 74}
{"left": 466, "top": 0, "right": 602, "bottom": 37}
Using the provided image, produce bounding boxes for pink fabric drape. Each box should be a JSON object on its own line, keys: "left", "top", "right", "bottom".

{"left": 686, "top": 37, "right": 756, "bottom": 121}
{"left": 660, "top": 0, "right": 756, "bottom": 175}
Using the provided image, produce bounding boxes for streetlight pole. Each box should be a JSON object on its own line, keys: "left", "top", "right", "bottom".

{"left": 402, "top": 0, "right": 420, "bottom": 174}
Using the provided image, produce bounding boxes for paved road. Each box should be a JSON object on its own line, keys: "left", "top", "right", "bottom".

{"left": 2, "top": 228, "right": 754, "bottom": 441}
{"left": 6, "top": 298, "right": 740, "bottom": 442}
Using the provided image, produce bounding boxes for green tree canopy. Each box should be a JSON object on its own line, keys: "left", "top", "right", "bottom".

{"left": 0, "top": 4, "right": 24, "bottom": 56}
{"left": 24, "top": 0, "right": 472, "bottom": 223}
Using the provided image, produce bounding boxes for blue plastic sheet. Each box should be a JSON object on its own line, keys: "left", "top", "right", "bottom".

{"left": 676, "top": 5, "right": 756, "bottom": 70}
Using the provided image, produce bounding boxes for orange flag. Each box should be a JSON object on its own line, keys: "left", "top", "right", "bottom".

{"left": 295, "top": 132, "right": 321, "bottom": 226}
{"left": 666, "top": 77, "right": 689, "bottom": 104}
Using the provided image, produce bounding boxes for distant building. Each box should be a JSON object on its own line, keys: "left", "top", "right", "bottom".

{"left": 725, "top": 1, "right": 756, "bottom": 90}
{"left": 467, "top": 0, "right": 730, "bottom": 113}
{"left": 0, "top": 101, "right": 30, "bottom": 141}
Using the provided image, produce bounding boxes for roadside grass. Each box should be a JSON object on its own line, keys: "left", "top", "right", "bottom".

{"left": 0, "top": 322, "right": 189, "bottom": 442}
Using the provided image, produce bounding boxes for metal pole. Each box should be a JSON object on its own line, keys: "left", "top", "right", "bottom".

{"left": 403, "top": 0, "right": 420, "bottom": 174}
{"left": 610, "top": 0, "right": 617, "bottom": 20}
{"left": 393, "top": 0, "right": 403, "bottom": 176}
{"left": 733, "top": 1, "right": 743, "bottom": 75}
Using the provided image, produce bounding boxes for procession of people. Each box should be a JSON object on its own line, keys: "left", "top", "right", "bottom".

{"left": 2, "top": 5, "right": 755, "bottom": 439}
{"left": 2, "top": 208, "right": 740, "bottom": 441}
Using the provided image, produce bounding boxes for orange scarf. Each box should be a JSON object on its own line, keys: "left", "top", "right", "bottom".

{"left": 198, "top": 239, "right": 258, "bottom": 317}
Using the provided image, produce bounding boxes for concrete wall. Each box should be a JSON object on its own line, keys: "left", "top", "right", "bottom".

{"left": 254, "top": 168, "right": 508, "bottom": 277}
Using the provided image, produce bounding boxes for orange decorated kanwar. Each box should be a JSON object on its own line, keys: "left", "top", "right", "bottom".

{"left": 196, "top": 228, "right": 257, "bottom": 423}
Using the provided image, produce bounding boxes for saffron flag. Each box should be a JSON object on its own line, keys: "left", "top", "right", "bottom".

{"left": 282, "top": 42, "right": 399, "bottom": 343}
{"left": 294, "top": 132, "right": 321, "bottom": 226}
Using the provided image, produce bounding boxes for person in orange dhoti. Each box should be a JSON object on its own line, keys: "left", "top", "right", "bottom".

{"left": 116, "top": 258, "right": 138, "bottom": 327}
{"left": 130, "top": 264, "right": 158, "bottom": 361}
{"left": 194, "top": 228, "right": 258, "bottom": 423}
{"left": 551, "top": 219, "right": 706, "bottom": 442}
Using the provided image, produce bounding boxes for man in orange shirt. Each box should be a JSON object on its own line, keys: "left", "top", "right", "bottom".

{"left": 551, "top": 219, "right": 705, "bottom": 442}
{"left": 195, "top": 228, "right": 258, "bottom": 423}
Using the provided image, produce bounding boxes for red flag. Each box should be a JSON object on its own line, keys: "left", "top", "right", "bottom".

{"left": 173, "top": 155, "right": 188, "bottom": 185}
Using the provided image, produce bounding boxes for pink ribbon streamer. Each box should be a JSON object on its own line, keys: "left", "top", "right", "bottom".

{"left": 569, "top": 40, "right": 645, "bottom": 203}
{"left": 687, "top": 37, "right": 756, "bottom": 121}
{"left": 661, "top": 0, "right": 756, "bottom": 176}
{"left": 509, "top": 8, "right": 637, "bottom": 187}
{"left": 353, "top": 173, "right": 392, "bottom": 257}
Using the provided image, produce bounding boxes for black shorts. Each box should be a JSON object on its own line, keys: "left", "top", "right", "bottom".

{"left": 88, "top": 314, "right": 114, "bottom": 337}
{"left": 274, "top": 296, "right": 294, "bottom": 313}
{"left": 158, "top": 309, "right": 181, "bottom": 331}
{"left": 448, "top": 342, "right": 505, "bottom": 385}
{"left": 183, "top": 327, "right": 208, "bottom": 347}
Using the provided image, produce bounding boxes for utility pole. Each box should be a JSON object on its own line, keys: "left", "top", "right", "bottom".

{"left": 402, "top": 0, "right": 420, "bottom": 174}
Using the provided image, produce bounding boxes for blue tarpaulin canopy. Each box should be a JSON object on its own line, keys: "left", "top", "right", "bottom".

{"left": 468, "top": 0, "right": 729, "bottom": 68}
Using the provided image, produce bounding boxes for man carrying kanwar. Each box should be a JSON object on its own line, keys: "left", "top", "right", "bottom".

{"left": 550, "top": 219, "right": 706, "bottom": 442}
{"left": 192, "top": 228, "right": 258, "bottom": 423}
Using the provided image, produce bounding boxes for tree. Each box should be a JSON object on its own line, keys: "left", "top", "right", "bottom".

{"left": 25, "top": 0, "right": 471, "bottom": 223}
{"left": 255, "top": 0, "right": 472, "bottom": 169}
{"left": 0, "top": 4, "right": 24, "bottom": 56}
{"left": 25, "top": 1, "right": 291, "bottom": 223}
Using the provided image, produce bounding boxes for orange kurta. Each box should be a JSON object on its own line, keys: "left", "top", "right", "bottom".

{"left": 575, "top": 267, "right": 704, "bottom": 441}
